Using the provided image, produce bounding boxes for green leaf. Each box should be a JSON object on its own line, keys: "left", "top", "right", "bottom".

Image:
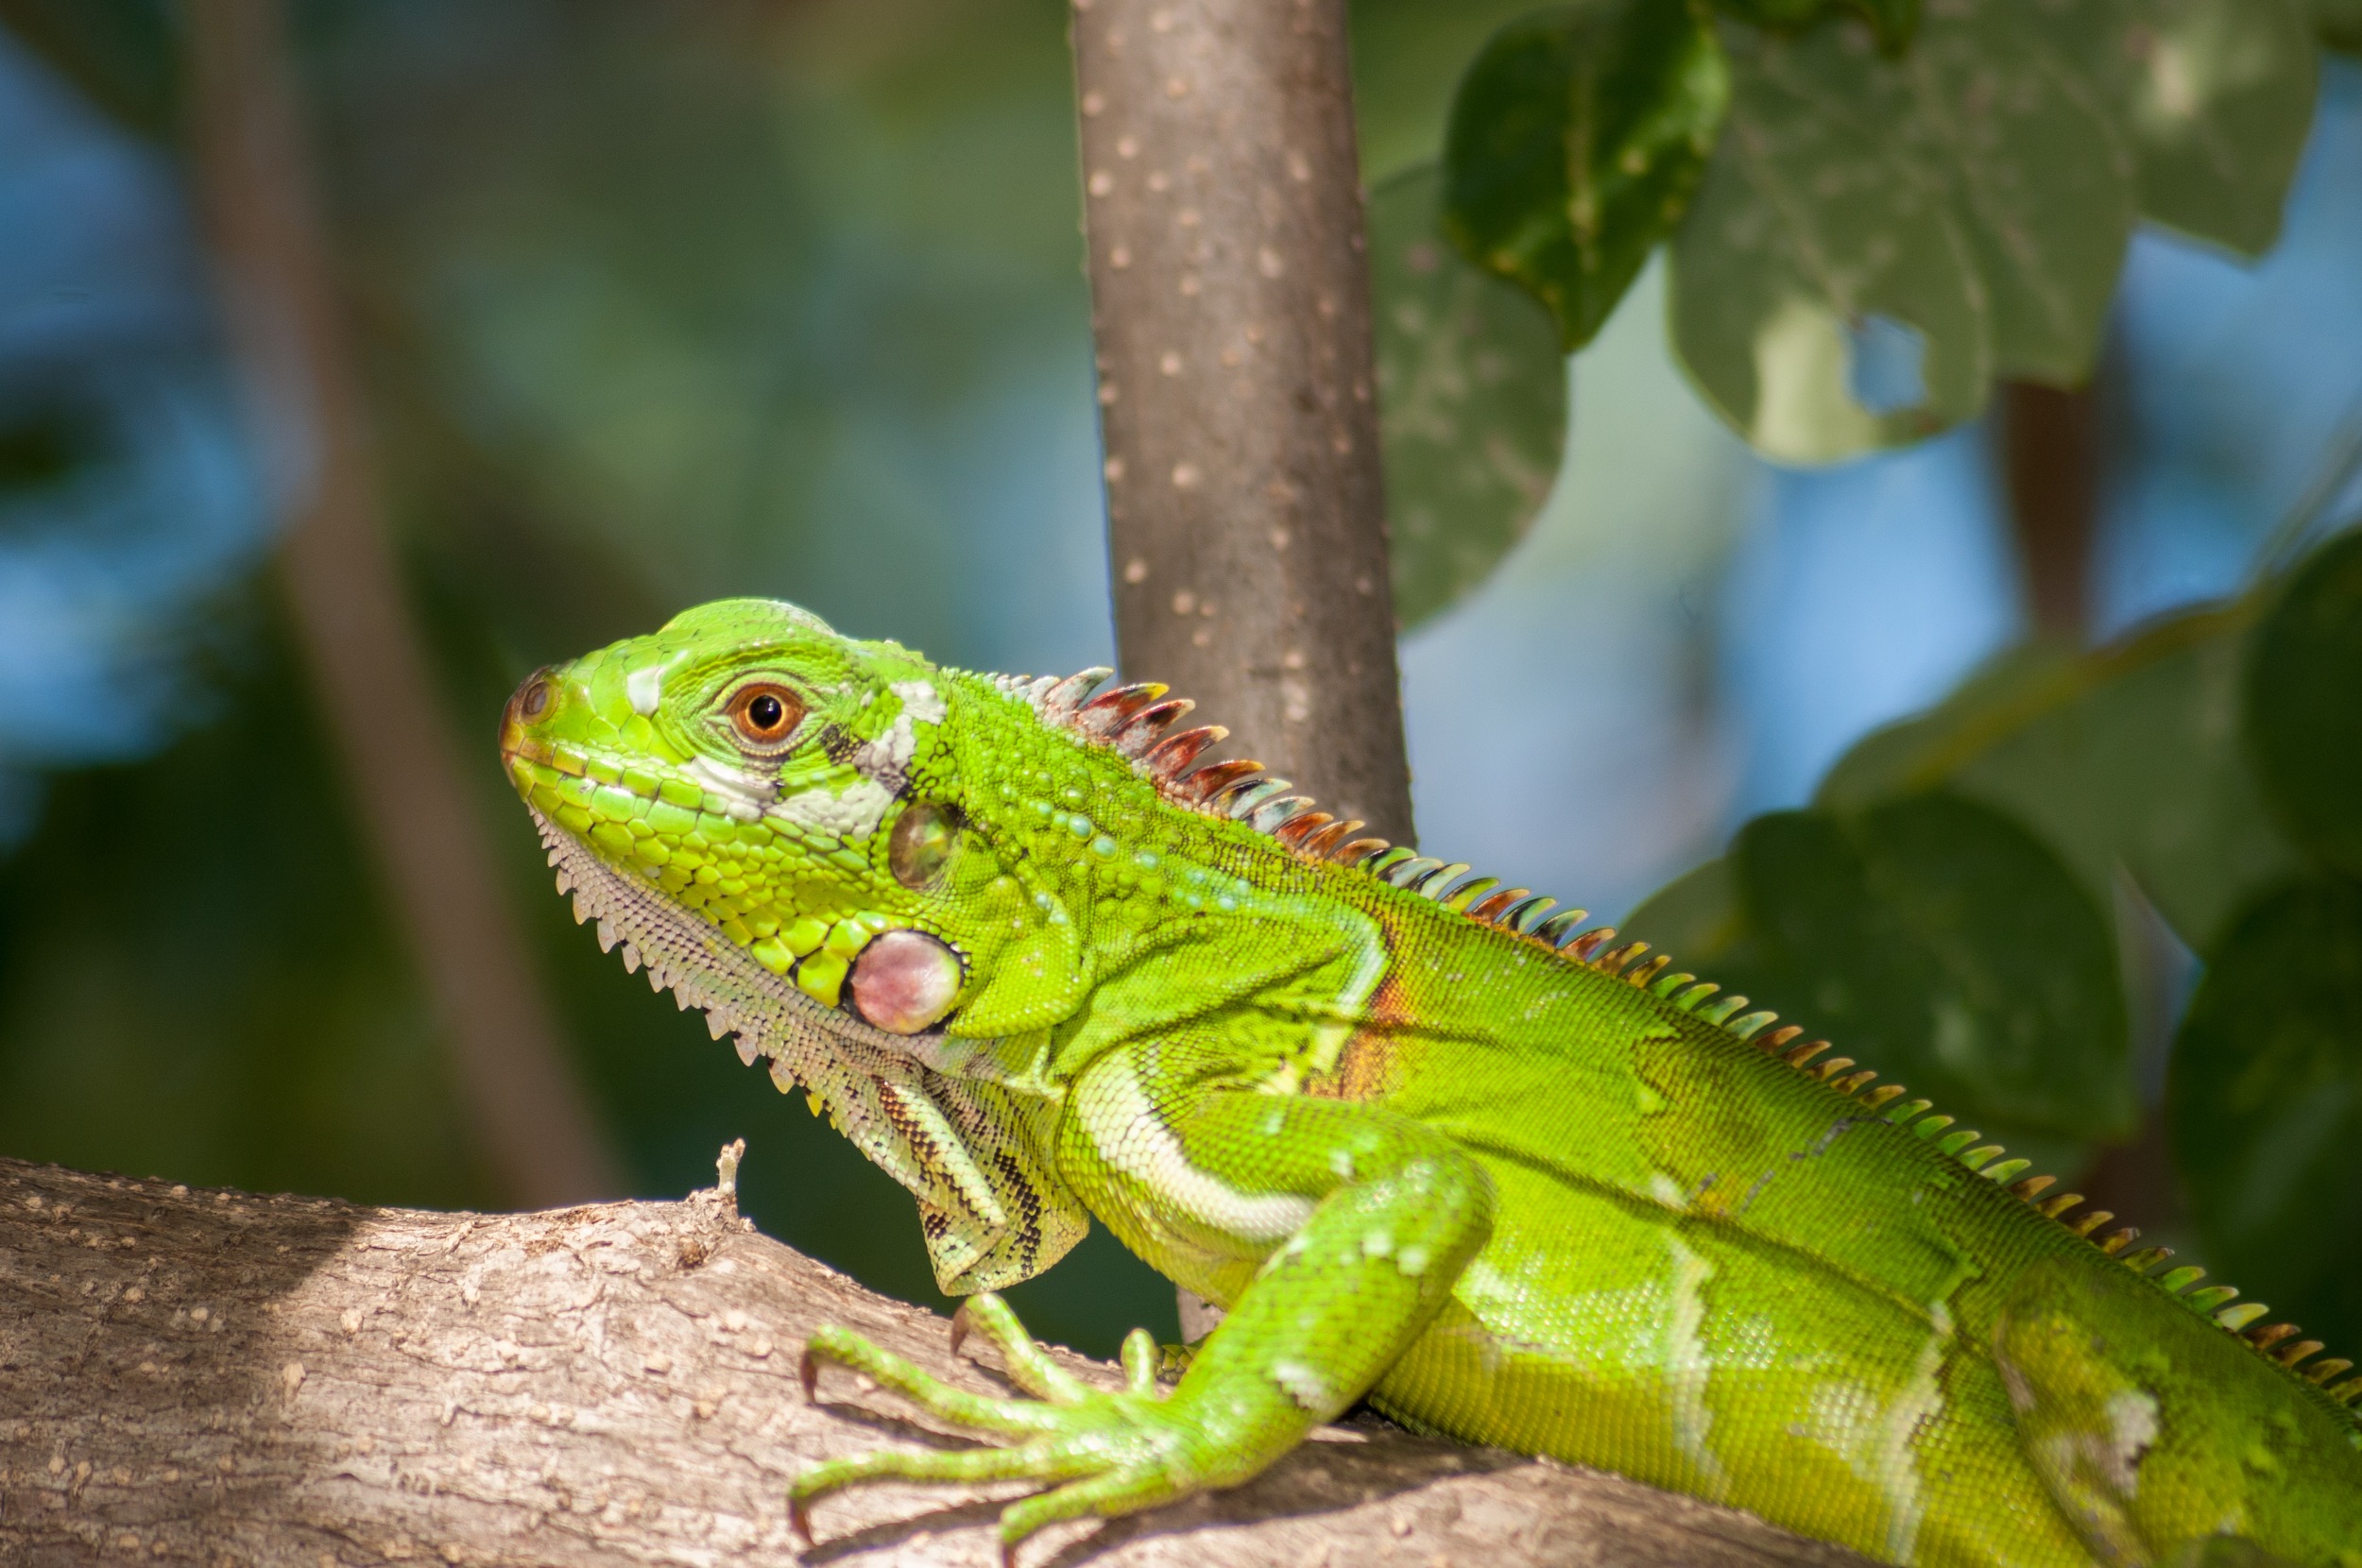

{"left": 1711, "top": 0, "right": 1923, "bottom": 53}
{"left": 1820, "top": 607, "right": 2302, "bottom": 955}
{"left": 1443, "top": 0, "right": 1732, "bottom": 352}
{"left": 2168, "top": 878, "right": 2362, "bottom": 1349}
{"left": 1670, "top": 5, "right": 2141, "bottom": 463}
{"left": 2246, "top": 527, "right": 2362, "bottom": 878}
{"left": 1667, "top": 0, "right": 2315, "bottom": 463}
{"left": 1725, "top": 793, "right": 2136, "bottom": 1141}
{"left": 1626, "top": 793, "right": 2136, "bottom": 1151}
{"left": 2315, "top": 0, "right": 2362, "bottom": 53}
{"left": 1368, "top": 165, "right": 1570, "bottom": 628}
{"left": 2107, "top": 0, "right": 2319, "bottom": 255}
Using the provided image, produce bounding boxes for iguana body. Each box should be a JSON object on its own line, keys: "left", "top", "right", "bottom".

{"left": 501, "top": 599, "right": 2362, "bottom": 1566}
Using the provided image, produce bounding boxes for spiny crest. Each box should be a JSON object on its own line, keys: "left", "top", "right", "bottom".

{"left": 998, "top": 659, "right": 2362, "bottom": 1417}
{"left": 995, "top": 667, "right": 1614, "bottom": 962}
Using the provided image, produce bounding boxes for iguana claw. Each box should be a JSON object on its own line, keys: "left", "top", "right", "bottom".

{"left": 790, "top": 1295, "right": 1187, "bottom": 1559}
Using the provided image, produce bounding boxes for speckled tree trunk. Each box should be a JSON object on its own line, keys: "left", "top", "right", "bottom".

{"left": 1071, "top": 0, "right": 1413, "bottom": 850}
{"left": 1070, "top": 0, "right": 1412, "bottom": 1344}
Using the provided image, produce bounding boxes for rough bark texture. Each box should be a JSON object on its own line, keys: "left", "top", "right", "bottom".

{"left": 0, "top": 1153, "right": 1883, "bottom": 1568}
{"left": 1073, "top": 0, "right": 1414, "bottom": 850}
{"left": 182, "top": 0, "right": 621, "bottom": 1207}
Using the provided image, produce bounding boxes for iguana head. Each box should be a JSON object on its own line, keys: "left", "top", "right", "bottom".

{"left": 499, "top": 597, "right": 983, "bottom": 1036}
{"left": 505, "top": 597, "right": 1138, "bottom": 1290}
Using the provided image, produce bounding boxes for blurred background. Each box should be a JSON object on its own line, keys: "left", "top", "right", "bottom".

{"left": 1, "top": 0, "right": 2358, "bottom": 1356}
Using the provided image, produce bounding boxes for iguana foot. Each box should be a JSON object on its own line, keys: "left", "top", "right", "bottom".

{"left": 792, "top": 1293, "right": 1203, "bottom": 1562}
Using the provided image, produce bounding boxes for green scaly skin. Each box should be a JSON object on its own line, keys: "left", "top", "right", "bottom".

{"left": 500, "top": 599, "right": 2362, "bottom": 1567}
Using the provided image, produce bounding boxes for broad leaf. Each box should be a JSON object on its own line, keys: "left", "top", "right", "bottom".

{"left": 1670, "top": 3, "right": 2135, "bottom": 462}
{"left": 2317, "top": 0, "right": 2362, "bottom": 52}
{"left": 1369, "top": 165, "right": 1569, "bottom": 628}
{"left": 1667, "top": 0, "right": 2315, "bottom": 463}
{"left": 1625, "top": 793, "right": 2134, "bottom": 1149}
{"left": 1819, "top": 608, "right": 2302, "bottom": 955}
{"left": 1712, "top": 0, "right": 1924, "bottom": 53}
{"left": 1621, "top": 853, "right": 1746, "bottom": 966}
{"left": 2246, "top": 527, "right": 2362, "bottom": 879}
{"left": 2168, "top": 878, "right": 2362, "bottom": 1348}
{"left": 2105, "top": 0, "right": 2319, "bottom": 255}
{"left": 1444, "top": 0, "right": 1731, "bottom": 352}
{"left": 1730, "top": 793, "right": 2135, "bottom": 1140}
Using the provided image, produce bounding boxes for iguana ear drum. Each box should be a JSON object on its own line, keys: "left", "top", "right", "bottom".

{"left": 888, "top": 802, "right": 959, "bottom": 890}
{"left": 848, "top": 929, "right": 964, "bottom": 1034}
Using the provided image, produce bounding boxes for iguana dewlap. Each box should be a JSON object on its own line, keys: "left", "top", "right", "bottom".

{"left": 500, "top": 598, "right": 2362, "bottom": 1567}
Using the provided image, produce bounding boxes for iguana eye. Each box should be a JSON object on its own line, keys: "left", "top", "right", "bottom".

{"left": 727, "top": 682, "right": 805, "bottom": 747}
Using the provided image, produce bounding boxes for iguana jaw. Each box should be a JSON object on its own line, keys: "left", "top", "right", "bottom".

{"left": 530, "top": 801, "right": 1097, "bottom": 1293}
{"left": 527, "top": 803, "right": 985, "bottom": 1087}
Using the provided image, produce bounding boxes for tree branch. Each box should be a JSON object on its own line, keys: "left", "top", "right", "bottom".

{"left": 0, "top": 1152, "right": 1877, "bottom": 1568}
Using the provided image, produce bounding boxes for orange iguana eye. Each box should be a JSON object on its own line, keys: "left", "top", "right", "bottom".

{"left": 727, "top": 683, "right": 804, "bottom": 746}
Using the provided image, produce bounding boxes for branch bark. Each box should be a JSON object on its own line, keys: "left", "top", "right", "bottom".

{"left": 1073, "top": 0, "right": 1413, "bottom": 849}
{"left": 0, "top": 1154, "right": 1879, "bottom": 1568}
{"left": 180, "top": 0, "right": 620, "bottom": 1207}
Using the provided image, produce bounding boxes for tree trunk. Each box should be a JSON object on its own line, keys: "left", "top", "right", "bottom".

{"left": 181, "top": 0, "right": 621, "bottom": 1208}
{"left": 1072, "top": 0, "right": 1413, "bottom": 850}
{"left": 1071, "top": 0, "right": 1413, "bottom": 1342}
{"left": 0, "top": 1153, "right": 1879, "bottom": 1568}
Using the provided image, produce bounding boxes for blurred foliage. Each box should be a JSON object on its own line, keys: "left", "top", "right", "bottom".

{"left": 2318, "top": 0, "right": 2362, "bottom": 53}
{"left": 1630, "top": 524, "right": 2362, "bottom": 1353}
{"left": 2245, "top": 527, "right": 2362, "bottom": 878}
{"left": 1817, "top": 610, "right": 2299, "bottom": 955}
{"left": 1441, "top": 0, "right": 2320, "bottom": 462}
{"left": 0, "top": 0, "right": 177, "bottom": 137}
{"left": 0, "top": 593, "right": 488, "bottom": 1207}
{"left": 1731, "top": 793, "right": 2129, "bottom": 1139}
{"left": 1710, "top": 0, "right": 1920, "bottom": 52}
{"left": 2168, "top": 878, "right": 2362, "bottom": 1346}
{"left": 1442, "top": 0, "right": 1727, "bottom": 351}
{"left": 1368, "top": 165, "right": 1566, "bottom": 627}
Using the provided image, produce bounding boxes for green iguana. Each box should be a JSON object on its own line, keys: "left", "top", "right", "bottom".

{"left": 499, "top": 598, "right": 2362, "bottom": 1567}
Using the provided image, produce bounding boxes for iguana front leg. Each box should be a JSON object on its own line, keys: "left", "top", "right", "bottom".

{"left": 791, "top": 1041, "right": 1496, "bottom": 1558}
